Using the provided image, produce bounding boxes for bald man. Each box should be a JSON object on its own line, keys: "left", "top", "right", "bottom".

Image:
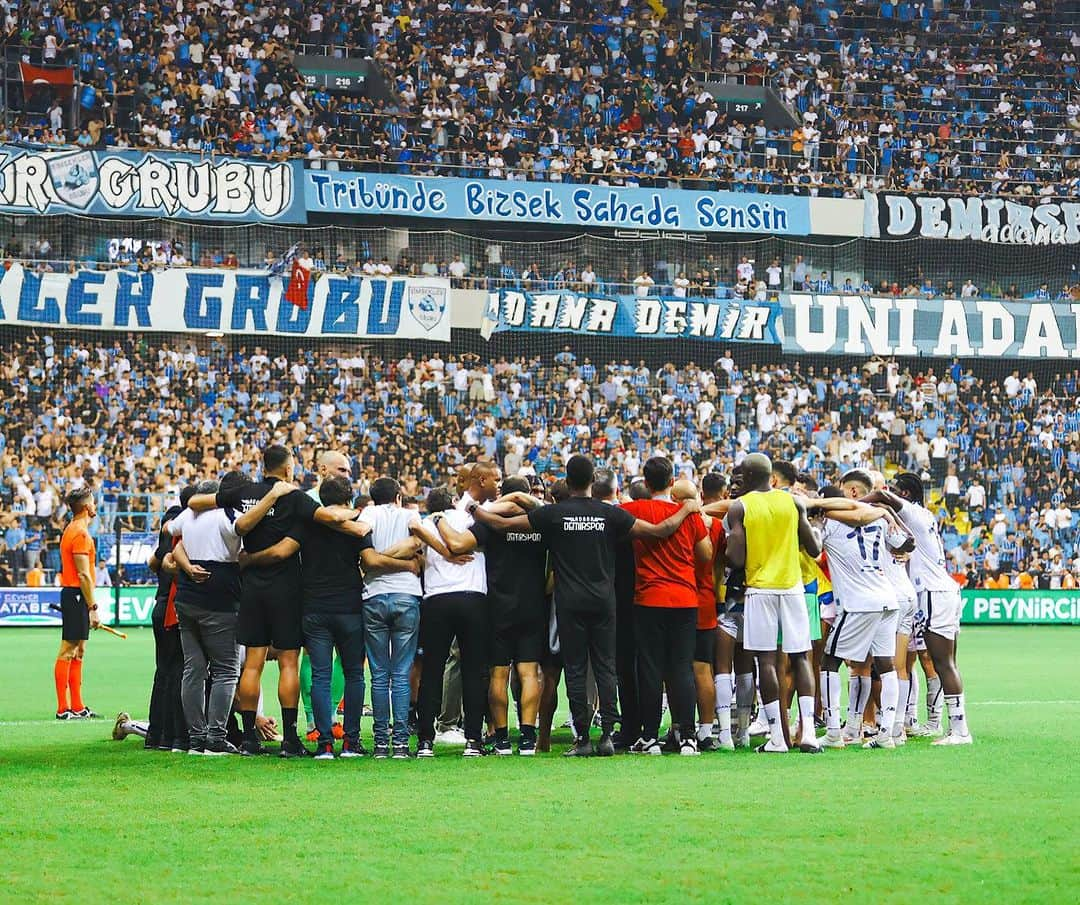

{"left": 674, "top": 479, "right": 723, "bottom": 750}
{"left": 300, "top": 450, "right": 353, "bottom": 741}
{"left": 725, "top": 453, "right": 822, "bottom": 753}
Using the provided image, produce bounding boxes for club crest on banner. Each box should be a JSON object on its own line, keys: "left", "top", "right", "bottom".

{"left": 408, "top": 285, "right": 447, "bottom": 331}
{"left": 48, "top": 150, "right": 99, "bottom": 209}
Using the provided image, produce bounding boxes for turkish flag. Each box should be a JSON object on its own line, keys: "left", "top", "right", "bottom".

{"left": 285, "top": 259, "right": 311, "bottom": 309}
{"left": 19, "top": 63, "right": 75, "bottom": 98}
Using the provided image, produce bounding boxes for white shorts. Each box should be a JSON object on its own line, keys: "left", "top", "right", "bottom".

{"left": 896, "top": 594, "right": 917, "bottom": 637}
{"left": 744, "top": 585, "right": 810, "bottom": 654}
{"left": 921, "top": 588, "right": 962, "bottom": 641}
{"left": 827, "top": 609, "right": 899, "bottom": 661}
{"left": 718, "top": 611, "right": 743, "bottom": 642}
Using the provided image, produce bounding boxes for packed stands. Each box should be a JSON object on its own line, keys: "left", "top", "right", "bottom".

{"left": 2, "top": 1, "right": 1077, "bottom": 199}
{"left": 1, "top": 329, "right": 1077, "bottom": 590}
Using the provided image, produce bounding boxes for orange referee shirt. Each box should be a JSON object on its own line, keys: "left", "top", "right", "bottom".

{"left": 60, "top": 516, "right": 95, "bottom": 588}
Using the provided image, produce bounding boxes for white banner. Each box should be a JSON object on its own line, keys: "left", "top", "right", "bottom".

{"left": 0, "top": 265, "right": 451, "bottom": 340}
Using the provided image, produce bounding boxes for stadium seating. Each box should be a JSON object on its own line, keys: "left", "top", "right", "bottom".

{"left": 0, "top": 334, "right": 1076, "bottom": 590}
{"left": 3, "top": 1, "right": 1076, "bottom": 199}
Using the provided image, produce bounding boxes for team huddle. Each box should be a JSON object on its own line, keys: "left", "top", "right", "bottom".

{"left": 60, "top": 444, "right": 973, "bottom": 758}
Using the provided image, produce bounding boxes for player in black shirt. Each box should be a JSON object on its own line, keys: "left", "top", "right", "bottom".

{"left": 189, "top": 445, "right": 368, "bottom": 757}
{"left": 435, "top": 476, "right": 547, "bottom": 755}
{"left": 240, "top": 475, "right": 423, "bottom": 758}
{"left": 144, "top": 496, "right": 186, "bottom": 751}
{"left": 470, "top": 454, "right": 700, "bottom": 757}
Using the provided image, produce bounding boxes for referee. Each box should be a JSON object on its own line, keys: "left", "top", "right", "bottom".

{"left": 54, "top": 488, "right": 100, "bottom": 720}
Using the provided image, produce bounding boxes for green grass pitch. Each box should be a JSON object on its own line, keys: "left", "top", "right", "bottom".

{"left": 1, "top": 626, "right": 1077, "bottom": 903}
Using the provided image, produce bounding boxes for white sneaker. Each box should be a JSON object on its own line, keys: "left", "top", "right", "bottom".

{"left": 716, "top": 735, "right": 735, "bottom": 751}
{"left": 841, "top": 726, "right": 862, "bottom": 745}
{"left": 932, "top": 732, "right": 973, "bottom": 746}
{"left": 905, "top": 721, "right": 931, "bottom": 737}
{"left": 925, "top": 722, "right": 945, "bottom": 739}
{"left": 863, "top": 733, "right": 896, "bottom": 749}
{"left": 755, "top": 739, "right": 789, "bottom": 754}
{"left": 820, "top": 732, "right": 846, "bottom": 749}
{"left": 434, "top": 727, "right": 467, "bottom": 746}
{"left": 891, "top": 731, "right": 907, "bottom": 746}
{"left": 734, "top": 730, "right": 752, "bottom": 749}
{"left": 747, "top": 716, "right": 769, "bottom": 736}
{"left": 679, "top": 738, "right": 699, "bottom": 756}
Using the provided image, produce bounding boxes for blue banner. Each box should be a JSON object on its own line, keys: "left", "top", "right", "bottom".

{"left": 0, "top": 586, "right": 156, "bottom": 627}
{"left": 780, "top": 293, "right": 1080, "bottom": 358}
{"left": 0, "top": 145, "right": 305, "bottom": 222}
{"left": 0, "top": 264, "right": 451, "bottom": 340}
{"left": 482, "top": 289, "right": 782, "bottom": 343}
{"left": 306, "top": 172, "right": 811, "bottom": 235}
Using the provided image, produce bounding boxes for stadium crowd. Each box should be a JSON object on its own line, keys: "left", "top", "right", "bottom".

{"left": 3, "top": 327, "right": 1079, "bottom": 593}
{"left": 3, "top": 0, "right": 1077, "bottom": 199}
{"left": 7, "top": 231, "right": 1079, "bottom": 305}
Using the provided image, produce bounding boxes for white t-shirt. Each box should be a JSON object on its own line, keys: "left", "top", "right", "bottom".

{"left": 357, "top": 504, "right": 423, "bottom": 597}
{"left": 167, "top": 508, "right": 240, "bottom": 562}
{"left": 896, "top": 500, "right": 955, "bottom": 592}
{"left": 883, "top": 548, "right": 916, "bottom": 604}
{"left": 821, "top": 516, "right": 898, "bottom": 611}
{"left": 422, "top": 509, "right": 487, "bottom": 597}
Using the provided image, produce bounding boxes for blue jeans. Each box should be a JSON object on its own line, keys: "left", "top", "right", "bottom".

{"left": 302, "top": 611, "right": 366, "bottom": 746}
{"left": 363, "top": 593, "right": 421, "bottom": 746}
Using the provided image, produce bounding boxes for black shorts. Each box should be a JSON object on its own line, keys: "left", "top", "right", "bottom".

{"left": 490, "top": 617, "right": 547, "bottom": 667}
{"left": 237, "top": 585, "right": 302, "bottom": 650}
{"left": 60, "top": 587, "right": 90, "bottom": 642}
{"left": 694, "top": 627, "right": 717, "bottom": 664}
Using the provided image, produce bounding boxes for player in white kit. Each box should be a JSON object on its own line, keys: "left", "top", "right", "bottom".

{"left": 813, "top": 473, "right": 910, "bottom": 749}
{"left": 868, "top": 471, "right": 917, "bottom": 743}
{"left": 867, "top": 473, "right": 973, "bottom": 745}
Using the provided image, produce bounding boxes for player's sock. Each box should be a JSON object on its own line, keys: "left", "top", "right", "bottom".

{"left": 735, "top": 672, "right": 754, "bottom": 735}
{"left": 944, "top": 693, "right": 969, "bottom": 736}
{"left": 299, "top": 653, "right": 313, "bottom": 726}
{"left": 762, "top": 700, "right": 785, "bottom": 748}
{"left": 714, "top": 673, "right": 733, "bottom": 742}
{"left": 894, "top": 679, "right": 910, "bottom": 736}
{"left": 926, "top": 675, "right": 943, "bottom": 728}
{"left": 330, "top": 655, "right": 346, "bottom": 713}
{"left": 847, "top": 675, "right": 868, "bottom": 736}
{"left": 54, "top": 658, "right": 71, "bottom": 713}
{"left": 128, "top": 720, "right": 149, "bottom": 738}
{"left": 494, "top": 726, "right": 509, "bottom": 744}
{"left": 696, "top": 722, "right": 713, "bottom": 743}
{"left": 797, "top": 695, "right": 816, "bottom": 744}
{"left": 820, "top": 670, "right": 842, "bottom": 733}
{"left": 68, "top": 659, "right": 84, "bottom": 712}
{"left": 907, "top": 669, "right": 920, "bottom": 723}
{"left": 241, "top": 710, "right": 258, "bottom": 742}
{"left": 282, "top": 707, "right": 300, "bottom": 742}
{"left": 520, "top": 724, "right": 536, "bottom": 743}
{"left": 879, "top": 671, "right": 899, "bottom": 739}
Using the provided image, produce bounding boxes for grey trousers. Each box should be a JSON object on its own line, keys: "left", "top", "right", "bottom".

{"left": 437, "top": 640, "right": 463, "bottom": 732}
{"left": 176, "top": 601, "right": 240, "bottom": 746}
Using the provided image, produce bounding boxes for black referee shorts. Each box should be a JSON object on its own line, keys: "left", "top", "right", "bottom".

{"left": 237, "top": 585, "right": 303, "bottom": 651}
{"left": 60, "top": 587, "right": 90, "bottom": 642}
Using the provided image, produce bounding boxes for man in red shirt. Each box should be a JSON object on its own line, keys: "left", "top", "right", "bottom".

{"left": 674, "top": 478, "right": 725, "bottom": 752}
{"left": 622, "top": 458, "right": 712, "bottom": 755}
